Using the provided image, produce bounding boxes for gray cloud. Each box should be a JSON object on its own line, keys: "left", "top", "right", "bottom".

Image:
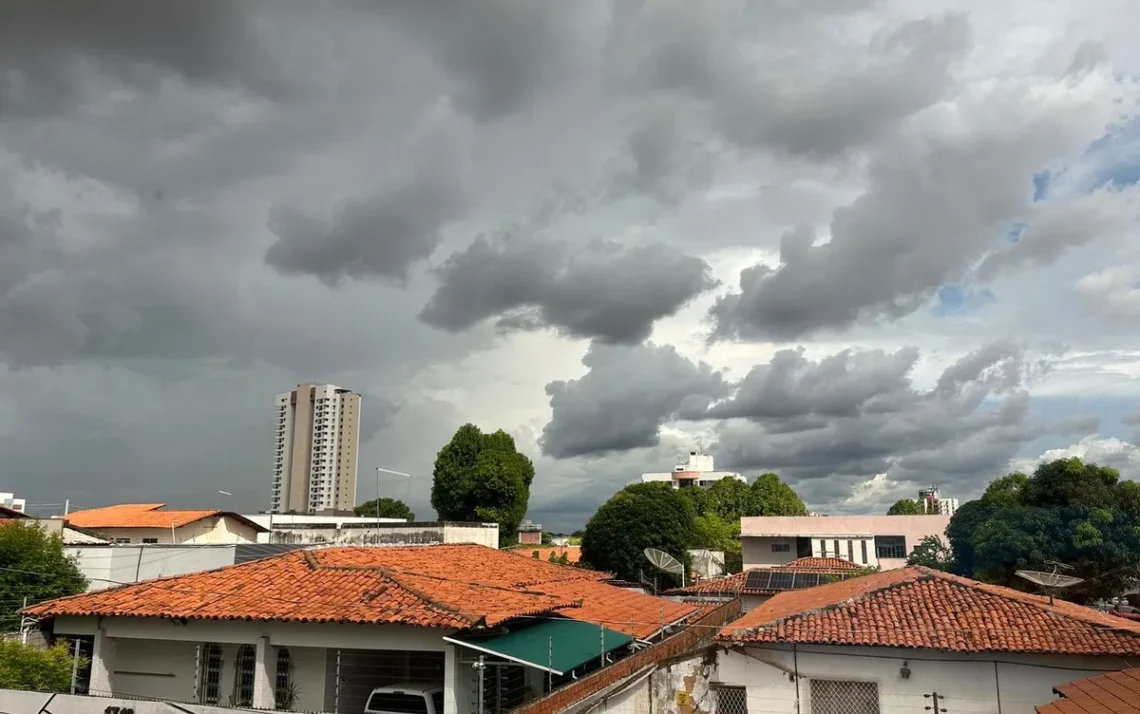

{"left": 710, "top": 65, "right": 1131, "bottom": 340}
{"left": 264, "top": 110, "right": 473, "bottom": 285}
{"left": 0, "top": 0, "right": 285, "bottom": 117}
{"left": 541, "top": 341, "right": 729, "bottom": 459}
{"left": 420, "top": 236, "right": 717, "bottom": 344}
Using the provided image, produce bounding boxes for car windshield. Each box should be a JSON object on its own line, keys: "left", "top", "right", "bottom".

{"left": 367, "top": 693, "right": 428, "bottom": 714}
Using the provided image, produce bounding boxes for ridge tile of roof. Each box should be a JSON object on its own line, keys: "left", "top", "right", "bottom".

{"left": 26, "top": 544, "right": 693, "bottom": 635}
{"left": 716, "top": 567, "right": 1140, "bottom": 656}
{"left": 1037, "top": 668, "right": 1140, "bottom": 714}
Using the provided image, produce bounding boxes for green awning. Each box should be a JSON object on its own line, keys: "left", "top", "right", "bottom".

{"left": 444, "top": 619, "right": 634, "bottom": 675}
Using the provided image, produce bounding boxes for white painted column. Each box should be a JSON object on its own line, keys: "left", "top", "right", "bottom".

{"left": 443, "top": 644, "right": 463, "bottom": 714}
{"left": 90, "top": 628, "right": 116, "bottom": 696}
{"left": 253, "top": 636, "right": 276, "bottom": 709}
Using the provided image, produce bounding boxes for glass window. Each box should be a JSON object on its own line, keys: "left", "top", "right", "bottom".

{"left": 860, "top": 540, "right": 868, "bottom": 564}
{"left": 847, "top": 540, "right": 854, "bottom": 562}
{"left": 771, "top": 543, "right": 791, "bottom": 553}
{"left": 275, "top": 647, "right": 293, "bottom": 710}
{"left": 366, "top": 693, "right": 429, "bottom": 714}
{"left": 875, "top": 536, "right": 907, "bottom": 560}
{"left": 142, "top": 538, "right": 159, "bottom": 544}
{"left": 833, "top": 540, "right": 840, "bottom": 557}
{"left": 819, "top": 539, "right": 827, "bottom": 557}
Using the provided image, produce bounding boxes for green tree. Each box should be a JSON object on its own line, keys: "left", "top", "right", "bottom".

{"left": 581, "top": 483, "right": 696, "bottom": 584}
{"left": 0, "top": 523, "right": 87, "bottom": 629}
{"left": 886, "top": 499, "right": 925, "bottom": 515}
{"left": 0, "top": 640, "right": 79, "bottom": 692}
{"left": 705, "top": 479, "right": 753, "bottom": 520}
{"left": 747, "top": 473, "right": 808, "bottom": 516}
{"left": 946, "top": 458, "right": 1140, "bottom": 602}
{"left": 354, "top": 497, "right": 414, "bottom": 521}
{"left": 431, "top": 424, "right": 535, "bottom": 543}
{"left": 906, "top": 534, "right": 954, "bottom": 571}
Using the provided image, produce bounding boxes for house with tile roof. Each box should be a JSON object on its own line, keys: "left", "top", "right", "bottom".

{"left": 1036, "top": 667, "right": 1140, "bottom": 714}
{"left": 24, "top": 544, "right": 697, "bottom": 714}
{"left": 62, "top": 503, "right": 268, "bottom": 544}
{"left": 741, "top": 514, "right": 951, "bottom": 570}
{"left": 711, "top": 566, "right": 1140, "bottom": 714}
{"left": 665, "top": 556, "right": 865, "bottom": 611}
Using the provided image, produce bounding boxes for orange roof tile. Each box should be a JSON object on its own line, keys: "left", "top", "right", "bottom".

{"left": 780, "top": 556, "right": 861, "bottom": 571}
{"left": 1038, "top": 668, "right": 1140, "bottom": 714}
{"left": 717, "top": 567, "right": 1140, "bottom": 656}
{"left": 511, "top": 546, "right": 582, "bottom": 564}
{"left": 536, "top": 578, "right": 695, "bottom": 639}
{"left": 65, "top": 504, "right": 266, "bottom": 532}
{"left": 26, "top": 544, "right": 694, "bottom": 635}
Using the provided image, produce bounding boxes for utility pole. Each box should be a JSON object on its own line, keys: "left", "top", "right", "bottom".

{"left": 925, "top": 692, "right": 947, "bottom": 714}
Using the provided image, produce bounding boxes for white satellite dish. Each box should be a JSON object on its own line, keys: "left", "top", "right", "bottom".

{"left": 1016, "top": 561, "right": 1084, "bottom": 605}
{"left": 644, "top": 548, "right": 686, "bottom": 587}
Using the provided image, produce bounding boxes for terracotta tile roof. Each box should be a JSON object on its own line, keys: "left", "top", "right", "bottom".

{"left": 536, "top": 578, "right": 696, "bottom": 640}
{"left": 781, "top": 556, "right": 861, "bottom": 571}
{"left": 0, "top": 506, "right": 29, "bottom": 519}
{"left": 26, "top": 544, "right": 693, "bottom": 636}
{"left": 65, "top": 504, "right": 267, "bottom": 532}
{"left": 667, "top": 558, "right": 863, "bottom": 597}
{"left": 512, "top": 546, "right": 582, "bottom": 563}
{"left": 1037, "top": 668, "right": 1140, "bottom": 714}
{"left": 716, "top": 566, "right": 1140, "bottom": 656}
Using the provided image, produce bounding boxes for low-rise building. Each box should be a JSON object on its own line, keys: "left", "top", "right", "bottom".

{"left": 26, "top": 544, "right": 698, "bottom": 714}
{"left": 667, "top": 556, "right": 863, "bottom": 611}
{"left": 741, "top": 514, "right": 951, "bottom": 570}
{"left": 641, "top": 449, "right": 746, "bottom": 489}
{"left": 0, "top": 492, "right": 26, "bottom": 514}
{"left": 714, "top": 566, "right": 1140, "bottom": 714}
{"left": 517, "top": 519, "right": 543, "bottom": 545}
{"left": 66, "top": 543, "right": 305, "bottom": 591}
{"left": 919, "top": 485, "right": 959, "bottom": 516}
{"left": 62, "top": 504, "right": 268, "bottom": 544}
{"left": 263, "top": 520, "right": 500, "bottom": 548}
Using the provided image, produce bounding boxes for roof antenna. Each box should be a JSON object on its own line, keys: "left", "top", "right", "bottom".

{"left": 1016, "top": 560, "right": 1083, "bottom": 605}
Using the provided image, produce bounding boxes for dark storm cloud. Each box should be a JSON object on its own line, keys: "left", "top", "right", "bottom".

{"left": 0, "top": 0, "right": 284, "bottom": 117}
{"left": 264, "top": 117, "right": 472, "bottom": 285}
{"left": 420, "top": 237, "right": 717, "bottom": 344}
{"left": 708, "top": 343, "right": 1061, "bottom": 504}
{"left": 540, "top": 341, "right": 729, "bottom": 459}
{"left": 709, "top": 67, "right": 1129, "bottom": 340}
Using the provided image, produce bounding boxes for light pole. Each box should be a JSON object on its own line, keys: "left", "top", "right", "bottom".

{"left": 374, "top": 467, "right": 412, "bottom": 527}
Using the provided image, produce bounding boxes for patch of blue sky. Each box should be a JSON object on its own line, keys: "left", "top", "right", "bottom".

{"left": 931, "top": 284, "right": 996, "bottom": 317}
{"left": 1044, "top": 118, "right": 1140, "bottom": 198}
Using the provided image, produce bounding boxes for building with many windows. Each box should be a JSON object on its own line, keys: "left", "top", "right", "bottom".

{"left": 641, "top": 449, "right": 747, "bottom": 489}
{"left": 740, "top": 514, "right": 951, "bottom": 570}
{"left": 271, "top": 384, "right": 361, "bottom": 514}
{"left": 918, "top": 485, "right": 959, "bottom": 516}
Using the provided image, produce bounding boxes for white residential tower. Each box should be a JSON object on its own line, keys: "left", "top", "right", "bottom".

{"left": 271, "top": 384, "right": 361, "bottom": 514}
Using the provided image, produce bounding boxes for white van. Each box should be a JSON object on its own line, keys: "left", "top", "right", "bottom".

{"left": 363, "top": 683, "right": 445, "bottom": 714}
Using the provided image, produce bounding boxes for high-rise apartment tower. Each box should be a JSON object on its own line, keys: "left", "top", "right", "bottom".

{"left": 271, "top": 384, "right": 361, "bottom": 514}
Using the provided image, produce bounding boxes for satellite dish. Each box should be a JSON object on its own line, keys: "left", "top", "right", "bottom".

{"left": 1016, "top": 561, "right": 1084, "bottom": 605}
{"left": 644, "top": 548, "right": 686, "bottom": 587}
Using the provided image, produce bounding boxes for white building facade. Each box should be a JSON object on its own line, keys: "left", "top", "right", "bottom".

{"left": 918, "top": 486, "right": 959, "bottom": 516}
{"left": 741, "top": 514, "right": 951, "bottom": 570}
{"left": 0, "top": 491, "right": 26, "bottom": 513}
{"left": 641, "top": 450, "right": 746, "bottom": 489}
{"left": 272, "top": 384, "right": 361, "bottom": 514}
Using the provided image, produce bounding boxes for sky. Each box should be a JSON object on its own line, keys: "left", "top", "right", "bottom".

{"left": 2, "top": 0, "right": 1139, "bottom": 532}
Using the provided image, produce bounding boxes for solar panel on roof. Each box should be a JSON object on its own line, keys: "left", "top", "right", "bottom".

{"left": 791, "top": 573, "right": 820, "bottom": 589}
{"left": 745, "top": 570, "right": 773, "bottom": 591}
{"left": 768, "top": 571, "right": 794, "bottom": 590}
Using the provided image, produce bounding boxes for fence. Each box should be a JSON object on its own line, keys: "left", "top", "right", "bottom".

{"left": 508, "top": 600, "right": 742, "bottom": 714}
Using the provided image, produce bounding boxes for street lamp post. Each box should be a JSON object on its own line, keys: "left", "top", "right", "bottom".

{"left": 374, "top": 467, "right": 412, "bottom": 528}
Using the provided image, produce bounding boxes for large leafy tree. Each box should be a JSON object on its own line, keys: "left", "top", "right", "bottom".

{"left": 947, "top": 458, "right": 1140, "bottom": 602}
{"left": 906, "top": 534, "right": 954, "bottom": 571}
{"left": 887, "top": 499, "right": 924, "bottom": 515}
{"left": 581, "top": 483, "right": 696, "bottom": 584}
{"left": 354, "top": 498, "right": 414, "bottom": 521}
{"left": 431, "top": 424, "right": 535, "bottom": 543}
{"left": 0, "top": 523, "right": 87, "bottom": 630}
{"left": 748, "top": 473, "right": 809, "bottom": 516}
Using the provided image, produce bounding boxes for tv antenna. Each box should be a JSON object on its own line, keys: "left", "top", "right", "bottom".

{"left": 1016, "top": 560, "right": 1083, "bottom": 605}
{"left": 644, "top": 548, "right": 686, "bottom": 588}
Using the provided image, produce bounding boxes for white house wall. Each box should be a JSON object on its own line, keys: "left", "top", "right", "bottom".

{"left": 67, "top": 546, "right": 238, "bottom": 591}
{"left": 82, "top": 518, "right": 261, "bottom": 546}
{"left": 718, "top": 645, "right": 1128, "bottom": 714}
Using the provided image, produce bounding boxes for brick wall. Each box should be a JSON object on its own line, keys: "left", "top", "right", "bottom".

{"left": 509, "top": 600, "right": 742, "bottom": 714}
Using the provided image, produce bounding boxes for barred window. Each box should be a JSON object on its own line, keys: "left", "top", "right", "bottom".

{"left": 198, "top": 643, "right": 223, "bottom": 705}
{"left": 810, "top": 680, "right": 879, "bottom": 714}
{"left": 275, "top": 647, "right": 293, "bottom": 710}
{"left": 875, "top": 535, "right": 906, "bottom": 560}
{"left": 233, "top": 645, "right": 255, "bottom": 707}
{"left": 717, "top": 686, "right": 748, "bottom": 714}
{"left": 772, "top": 543, "right": 791, "bottom": 553}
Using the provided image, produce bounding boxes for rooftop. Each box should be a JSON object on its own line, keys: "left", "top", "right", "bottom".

{"left": 1037, "top": 668, "right": 1140, "bottom": 714}
{"left": 65, "top": 504, "right": 268, "bottom": 532}
{"left": 513, "top": 546, "right": 581, "bottom": 563}
{"left": 26, "top": 544, "right": 695, "bottom": 638}
{"left": 667, "top": 557, "right": 863, "bottom": 597}
{"left": 717, "top": 566, "right": 1140, "bottom": 656}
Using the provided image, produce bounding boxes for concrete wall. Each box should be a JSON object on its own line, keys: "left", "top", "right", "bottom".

{"left": 718, "top": 644, "right": 1127, "bottom": 714}
{"left": 580, "top": 649, "right": 716, "bottom": 714}
{"left": 741, "top": 537, "right": 799, "bottom": 568}
{"left": 267, "top": 523, "right": 499, "bottom": 548}
{"left": 84, "top": 517, "right": 261, "bottom": 546}
{"left": 0, "top": 690, "right": 242, "bottom": 714}
{"left": 68, "top": 546, "right": 238, "bottom": 591}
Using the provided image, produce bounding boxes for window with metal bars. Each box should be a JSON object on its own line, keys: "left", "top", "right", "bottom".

{"left": 717, "top": 686, "right": 748, "bottom": 714}
{"left": 809, "top": 680, "right": 880, "bottom": 714}
{"left": 275, "top": 647, "right": 293, "bottom": 710}
{"left": 199, "top": 643, "right": 223, "bottom": 705}
{"left": 233, "top": 644, "right": 256, "bottom": 707}
{"left": 874, "top": 535, "right": 906, "bottom": 560}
